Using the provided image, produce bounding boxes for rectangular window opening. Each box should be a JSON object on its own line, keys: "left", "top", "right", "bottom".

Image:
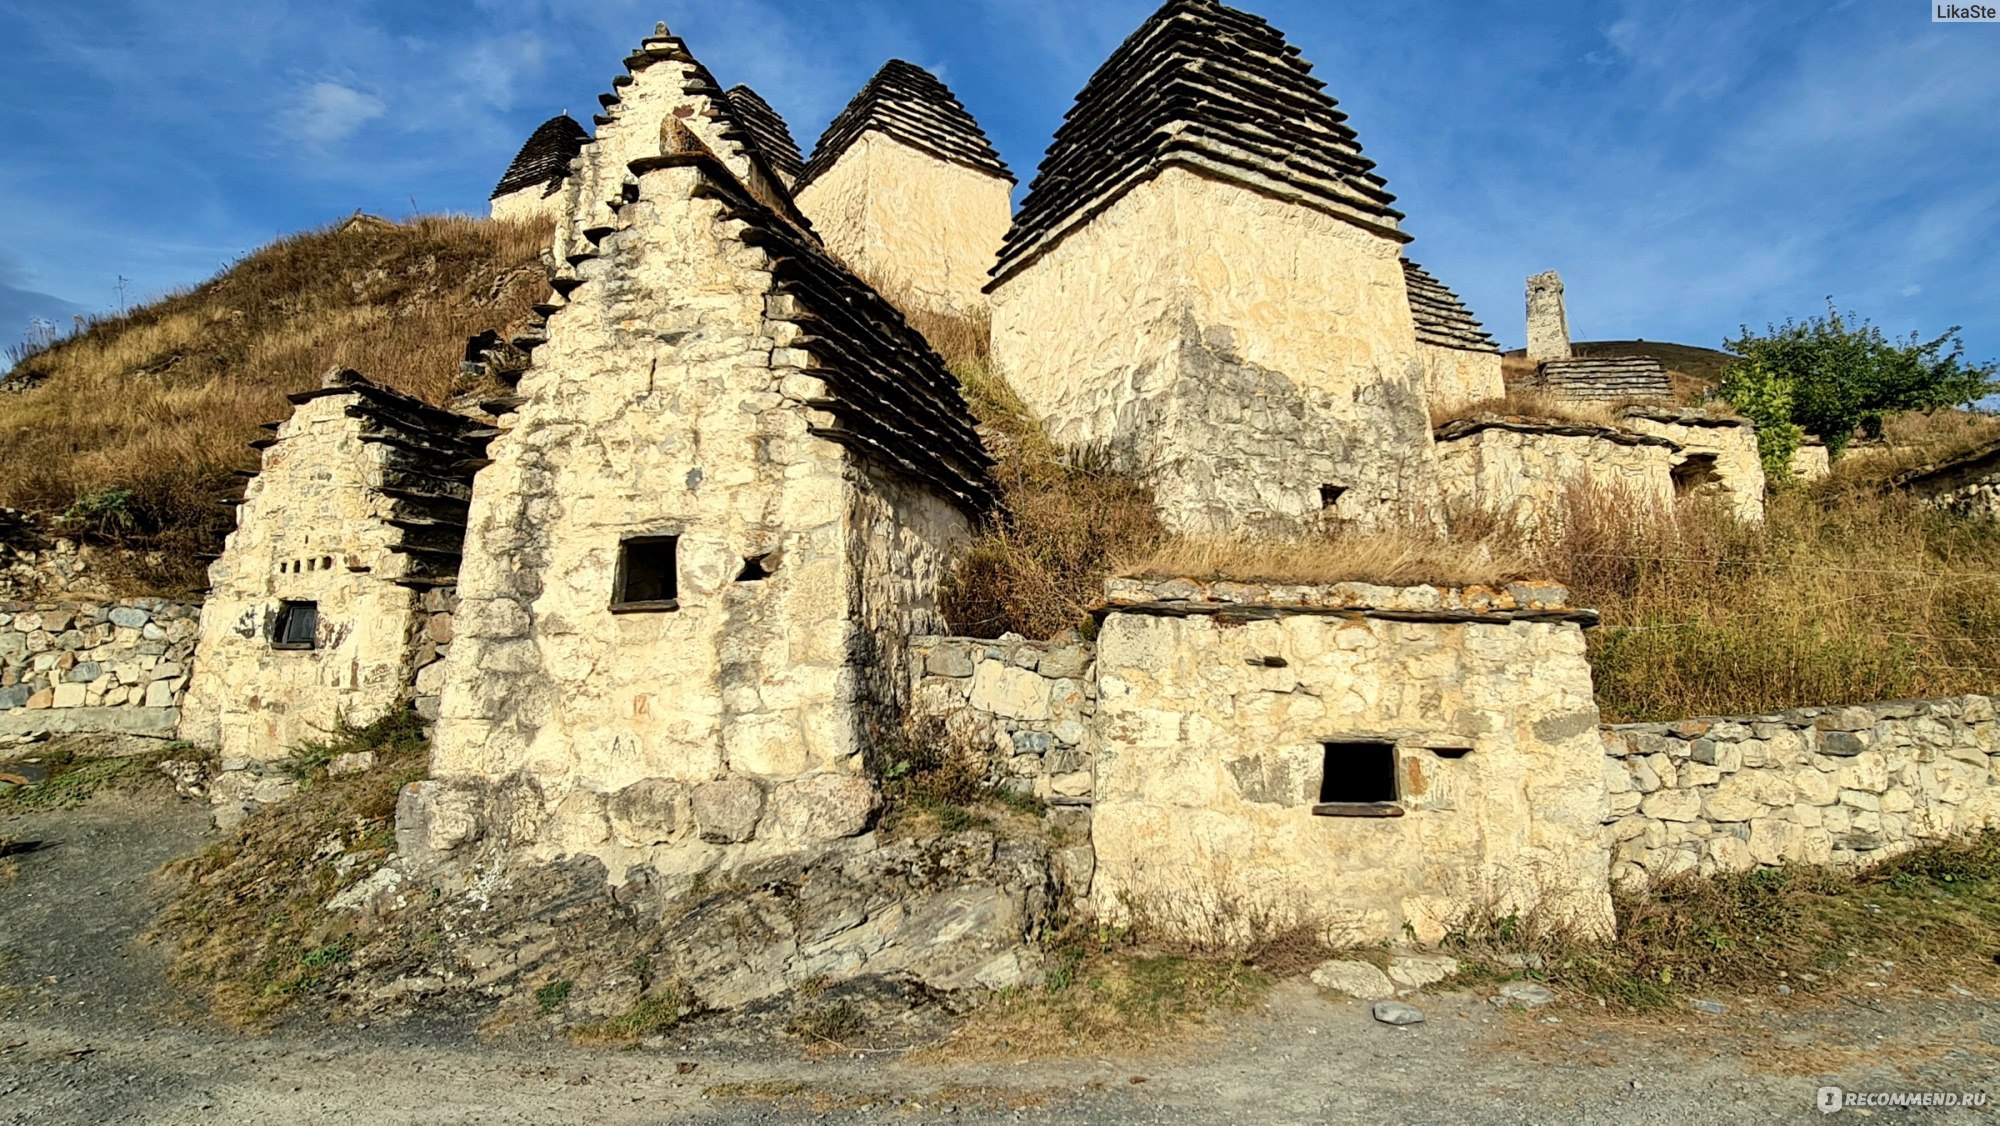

{"left": 1313, "top": 740, "right": 1402, "bottom": 816}
{"left": 272, "top": 600, "right": 319, "bottom": 650}
{"left": 612, "top": 535, "right": 679, "bottom": 611}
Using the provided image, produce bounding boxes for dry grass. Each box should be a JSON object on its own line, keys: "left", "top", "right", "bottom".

{"left": 1435, "top": 386, "right": 1624, "bottom": 429}
{"left": 1121, "top": 526, "right": 1531, "bottom": 588}
{"left": 1542, "top": 484, "right": 2000, "bottom": 721}
{"left": 1819, "top": 408, "right": 2000, "bottom": 488}
{"left": 0, "top": 215, "right": 547, "bottom": 593}
{"left": 1446, "top": 830, "right": 2000, "bottom": 1009}
{"left": 151, "top": 713, "right": 429, "bottom": 1028}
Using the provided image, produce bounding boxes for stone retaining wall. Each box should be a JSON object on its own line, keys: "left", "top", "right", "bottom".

{"left": 1601, "top": 695, "right": 2000, "bottom": 885}
{"left": 0, "top": 598, "right": 201, "bottom": 740}
{"left": 907, "top": 632, "right": 1098, "bottom": 837}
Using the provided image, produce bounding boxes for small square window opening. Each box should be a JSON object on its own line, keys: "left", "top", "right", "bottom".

{"left": 1313, "top": 740, "right": 1402, "bottom": 817}
{"left": 613, "top": 535, "right": 679, "bottom": 610}
{"left": 1319, "top": 484, "right": 1347, "bottom": 509}
{"left": 272, "top": 600, "right": 318, "bottom": 650}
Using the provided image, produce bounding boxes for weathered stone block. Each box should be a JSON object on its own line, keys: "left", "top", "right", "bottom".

{"left": 107, "top": 607, "right": 149, "bottom": 629}
{"left": 1310, "top": 959, "right": 1394, "bottom": 999}
{"left": 394, "top": 780, "right": 484, "bottom": 861}
{"left": 1838, "top": 751, "right": 1890, "bottom": 794}
{"left": 925, "top": 646, "right": 974, "bottom": 678}
{"left": 771, "top": 775, "right": 878, "bottom": 841}
{"left": 609, "top": 779, "right": 689, "bottom": 846}
{"left": 692, "top": 777, "right": 765, "bottom": 843}
{"left": 1641, "top": 789, "right": 1700, "bottom": 822}
{"left": 968, "top": 661, "right": 1052, "bottom": 720}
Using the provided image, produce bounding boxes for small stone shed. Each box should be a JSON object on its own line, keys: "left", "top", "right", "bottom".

{"left": 179, "top": 369, "right": 492, "bottom": 764}
{"left": 489, "top": 114, "right": 589, "bottom": 224}
{"left": 987, "top": 0, "right": 1434, "bottom": 536}
{"left": 1433, "top": 416, "right": 1679, "bottom": 535}
{"left": 408, "top": 36, "right": 992, "bottom": 883}
{"left": 1616, "top": 405, "right": 1766, "bottom": 523}
{"left": 794, "top": 60, "right": 1014, "bottom": 318}
{"left": 1086, "top": 578, "right": 1614, "bottom": 944}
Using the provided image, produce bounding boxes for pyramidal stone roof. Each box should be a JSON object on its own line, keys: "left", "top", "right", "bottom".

{"left": 992, "top": 0, "right": 1405, "bottom": 286}
{"left": 797, "top": 60, "right": 1011, "bottom": 190}
{"left": 490, "top": 115, "right": 588, "bottom": 200}
{"left": 724, "top": 85, "right": 804, "bottom": 183}
{"left": 1535, "top": 357, "right": 1673, "bottom": 402}
{"left": 1402, "top": 260, "right": 1499, "bottom": 355}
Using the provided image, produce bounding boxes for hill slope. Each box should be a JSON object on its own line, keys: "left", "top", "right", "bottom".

{"left": 0, "top": 215, "right": 546, "bottom": 592}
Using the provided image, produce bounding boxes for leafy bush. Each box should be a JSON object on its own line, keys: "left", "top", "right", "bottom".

{"left": 1719, "top": 305, "right": 1996, "bottom": 459}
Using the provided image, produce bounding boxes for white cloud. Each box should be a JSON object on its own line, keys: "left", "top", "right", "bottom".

{"left": 286, "top": 81, "right": 387, "bottom": 146}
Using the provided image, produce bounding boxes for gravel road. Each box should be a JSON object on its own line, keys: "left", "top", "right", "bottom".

{"left": 4, "top": 789, "right": 1996, "bottom": 1124}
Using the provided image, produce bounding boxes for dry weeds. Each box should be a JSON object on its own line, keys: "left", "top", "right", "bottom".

{"left": 1121, "top": 527, "right": 1532, "bottom": 588}
{"left": 0, "top": 215, "right": 546, "bottom": 593}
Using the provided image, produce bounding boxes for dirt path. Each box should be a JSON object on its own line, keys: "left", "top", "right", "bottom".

{"left": 4, "top": 790, "right": 1998, "bottom": 1123}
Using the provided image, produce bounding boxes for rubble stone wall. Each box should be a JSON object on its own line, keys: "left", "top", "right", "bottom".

{"left": 1601, "top": 696, "right": 2000, "bottom": 885}
{"left": 990, "top": 167, "right": 1433, "bottom": 537}
{"left": 1525, "top": 270, "right": 1570, "bottom": 362}
{"left": 796, "top": 133, "right": 1013, "bottom": 317}
{"left": 1084, "top": 578, "right": 1614, "bottom": 946}
{"left": 179, "top": 393, "right": 428, "bottom": 762}
{"left": 1434, "top": 421, "right": 1677, "bottom": 535}
{"left": 1617, "top": 409, "right": 1766, "bottom": 524}
{"left": 907, "top": 634, "right": 1099, "bottom": 827}
{"left": 0, "top": 598, "right": 199, "bottom": 739}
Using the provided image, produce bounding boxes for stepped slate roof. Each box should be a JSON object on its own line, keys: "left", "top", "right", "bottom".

{"left": 992, "top": 0, "right": 1405, "bottom": 286}
{"left": 629, "top": 150, "right": 995, "bottom": 514}
{"left": 490, "top": 115, "right": 588, "bottom": 200}
{"left": 724, "top": 85, "right": 805, "bottom": 183}
{"left": 1534, "top": 357, "right": 1673, "bottom": 402}
{"left": 1402, "top": 260, "right": 1498, "bottom": 355}
{"left": 797, "top": 60, "right": 1011, "bottom": 190}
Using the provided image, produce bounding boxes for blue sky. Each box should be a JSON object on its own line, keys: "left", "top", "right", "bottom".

{"left": 2, "top": 0, "right": 1996, "bottom": 361}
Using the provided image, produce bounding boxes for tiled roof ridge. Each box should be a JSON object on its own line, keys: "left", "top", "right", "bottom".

{"left": 724, "top": 84, "right": 805, "bottom": 183}
{"left": 1402, "top": 260, "right": 1499, "bottom": 355}
{"left": 797, "top": 59, "right": 1012, "bottom": 189}
{"left": 991, "top": 0, "right": 1406, "bottom": 287}
{"left": 491, "top": 114, "right": 588, "bottom": 200}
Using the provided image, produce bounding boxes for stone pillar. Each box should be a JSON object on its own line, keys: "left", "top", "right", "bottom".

{"left": 1526, "top": 270, "right": 1571, "bottom": 362}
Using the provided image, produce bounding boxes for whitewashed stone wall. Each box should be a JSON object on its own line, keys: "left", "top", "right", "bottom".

{"left": 1435, "top": 419, "right": 1678, "bottom": 536}
{"left": 0, "top": 599, "right": 198, "bottom": 740}
{"left": 1791, "top": 442, "right": 1831, "bottom": 482}
{"left": 1419, "top": 344, "right": 1505, "bottom": 416}
{"left": 990, "top": 167, "right": 1435, "bottom": 537}
{"left": 179, "top": 392, "right": 433, "bottom": 763}
{"left": 1618, "top": 407, "right": 1766, "bottom": 524}
{"left": 489, "top": 184, "right": 566, "bottom": 225}
{"left": 796, "top": 133, "right": 1013, "bottom": 318}
{"left": 1086, "top": 577, "right": 1614, "bottom": 946}
{"left": 1601, "top": 697, "right": 2000, "bottom": 886}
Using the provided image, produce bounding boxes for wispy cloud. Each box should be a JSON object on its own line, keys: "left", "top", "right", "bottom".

{"left": 284, "top": 81, "right": 388, "bottom": 147}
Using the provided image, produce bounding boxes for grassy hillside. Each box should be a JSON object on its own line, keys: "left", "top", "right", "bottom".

{"left": 0, "top": 215, "right": 547, "bottom": 592}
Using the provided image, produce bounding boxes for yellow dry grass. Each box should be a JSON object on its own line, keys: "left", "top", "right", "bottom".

{"left": 0, "top": 214, "right": 548, "bottom": 592}
{"left": 1120, "top": 527, "right": 1531, "bottom": 588}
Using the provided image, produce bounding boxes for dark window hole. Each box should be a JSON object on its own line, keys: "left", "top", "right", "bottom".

{"left": 613, "top": 535, "right": 679, "bottom": 610}
{"left": 272, "top": 600, "right": 318, "bottom": 650}
{"left": 735, "top": 553, "right": 775, "bottom": 582}
{"left": 1319, "top": 484, "right": 1347, "bottom": 509}
{"left": 1313, "top": 740, "right": 1400, "bottom": 815}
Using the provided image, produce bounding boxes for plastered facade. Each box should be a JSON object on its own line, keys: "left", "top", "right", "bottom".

{"left": 180, "top": 394, "right": 426, "bottom": 762}
{"left": 1419, "top": 344, "right": 1504, "bottom": 415}
{"left": 1085, "top": 579, "right": 1614, "bottom": 945}
{"left": 990, "top": 167, "right": 1433, "bottom": 536}
{"left": 1434, "top": 421, "right": 1678, "bottom": 536}
{"left": 796, "top": 133, "right": 1013, "bottom": 318}
{"left": 489, "top": 184, "right": 566, "bottom": 225}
